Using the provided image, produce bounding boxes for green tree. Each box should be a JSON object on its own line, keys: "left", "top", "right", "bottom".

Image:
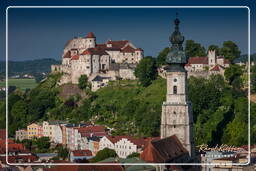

{"left": 92, "top": 148, "right": 117, "bottom": 162}
{"left": 78, "top": 75, "right": 88, "bottom": 90}
{"left": 9, "top": 100, "right": 28, "bottom": 135}
{"left": 36, "top": 137, "right": 51, "bottom": 152}
{"left": 251, "top": 65, "right": 256, "bottom": 93}
{"left": 185, "top": 40, "right": 206, "bottom": 57}
{"left": 56, "top": 145, "right": 69, "bottom": 160}
{"left": 224, "top": 64, "right": 243, "bottom": 85}
{"left": 208, "top": 45, "right": 220, "bottom": 56}
{"left": 127, "top": 152, "right": 140, "bottom": 158}
{"left": 135, "top": 56, "right": 157, "bottom": 87}
{"left": 220, "top": 41, "right": 241, "bottom": 61}
{"left": 156, "top": 47, "right": 170, "bottom": 66}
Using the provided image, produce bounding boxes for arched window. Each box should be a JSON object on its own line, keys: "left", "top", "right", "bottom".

{"left": 173, "top": 86, "right": 177, "bottom": 94}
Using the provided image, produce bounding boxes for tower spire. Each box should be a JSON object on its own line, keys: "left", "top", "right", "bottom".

{"left": 166, "top": 13, "right": 187, "bottom": 65}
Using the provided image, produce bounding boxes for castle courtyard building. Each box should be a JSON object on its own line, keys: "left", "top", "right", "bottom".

{"left": 51, "top": 32, "right": 144, "bottom": 86}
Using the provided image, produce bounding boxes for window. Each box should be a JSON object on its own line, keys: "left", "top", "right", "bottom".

{"left": 173, "top": 86, "right": 177, "bottom": 94}
{"left": 174, "top": 78, "right": 177, "bottom": 82}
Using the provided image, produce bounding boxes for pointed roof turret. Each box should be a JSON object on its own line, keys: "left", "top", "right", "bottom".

{"left": 86, "top": 32, "right": 96, "bottom": 38}
{"left": 166, "top": 13, "right": 187, "bottom": 66}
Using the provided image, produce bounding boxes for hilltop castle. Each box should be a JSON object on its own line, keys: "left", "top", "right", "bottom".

{"left": 51, "top": 32, "right": 143, "bottom": 90}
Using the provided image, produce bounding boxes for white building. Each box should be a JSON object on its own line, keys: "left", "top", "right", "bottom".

{"left": 185, "top": 50, "right": 230, "bottom": 74}
{"left": 51, "top": 32, "right": 144, "bottom": 85}
{"left": 99, "top": 136, "right": 148, "bottom": 158}
{"left": 42, "top": 121, "right": 65, "bottom": 144}
{"left": 15, "top": 129, "right": 27, "bottom": 141}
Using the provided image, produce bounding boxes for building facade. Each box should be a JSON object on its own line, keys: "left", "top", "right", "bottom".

{"left": 160, "top": 16, "right": 194, "bottom": 156}
{"left": 15, "top": 129, "right": 27, "bottom": 141}
{"left": 27, "top": 123, "right": 43, "bottom": 139}
{"left": 51, "top": 32, "right": 144, "bottom": 86}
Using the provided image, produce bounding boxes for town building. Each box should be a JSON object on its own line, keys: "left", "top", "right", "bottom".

{"left": 141, "top": 135, "right": 190, "bottom": 164}
{"left": 42, "top": 121, "right": 66, "bottom": 144}
{"left": 15, "top": 129, "right": 27, "bottom": 141}
{"left": 184, "top": 50, "right": 230, "bottom": 77}
{"left": 27, "top": 123, "right": 43, "bottom": 139}
{"left": 0, "top": 139, "right": 37, "bottom": 165}
{"left": 69, "top": 150, "right": 93, "bottom": 162}
{"left": 160, "top": 15, "right": 195, "bottom": 157}
{"left": 99, "top": 136, "right": 148, "bottom": 158}
{"left": 51, "top": 32, "right": 144, "bottom": 89}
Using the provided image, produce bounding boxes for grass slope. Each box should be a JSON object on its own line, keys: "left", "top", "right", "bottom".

{"left": 0, "top": 78, "right": 38, "bottom": 91}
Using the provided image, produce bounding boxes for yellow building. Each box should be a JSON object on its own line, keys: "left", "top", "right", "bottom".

{"left": 27, "top": 123, "right": 43, "bottom": 139}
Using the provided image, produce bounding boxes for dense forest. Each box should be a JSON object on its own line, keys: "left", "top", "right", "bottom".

{"left": 0, "top": 40, "right": 255, "bottom": 147}
{"left": 0, "top": 58, "right": 60, "bottom": 74}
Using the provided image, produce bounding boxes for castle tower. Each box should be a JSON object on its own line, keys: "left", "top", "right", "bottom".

{"left": 160, "top": 15, "right": 194, "bottom": 157}
{"left": 208, "top": 50, "right": 216, "bottom": 67}
{"left": 85, "top": 32, "right": 96, "bottom": 48}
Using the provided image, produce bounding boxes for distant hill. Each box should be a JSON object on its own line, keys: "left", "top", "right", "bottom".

{"left": 233, "top": 53, "right": 256, "bottom": 63}
{"left": 0, "top": 58, "right": 60, "bottom": 74}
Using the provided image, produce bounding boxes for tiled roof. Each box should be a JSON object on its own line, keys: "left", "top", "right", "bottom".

{"left": 71, "top": 55, "right": 79, "bottom": 60}
{"left": 135, "top": 48, "right": 143, "bottom": 51}
{"left": 121, "top": 45, "right": 135, "bottom": 53}
{"left": 140, "top": 135, "right": 189, "bottom": 163}
{"left": 86, "top": 32, "right": 96, "bottom": 38}
{"left": 106, "top": 40, "right": 129, "bottom": 49}
{"left": 77, "top": 125, "right": 107, "bottom": 137}
{"left": 72, "top": 150, "right": 92, "bottom": 157}
{"left": 210, "top": 64, "right": 225, "bottom": 71}
{"left": 81, "top": 47, "right": 109, "bottom": 56}
{"left": 106, "top": 136, "right": 149, "bottom": 148}
{"left": 188, "top": 57, "right": 208, "bottom": 64}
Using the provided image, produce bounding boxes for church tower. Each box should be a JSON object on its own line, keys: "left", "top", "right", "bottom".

{"left": 160, "top": 15, "right": 194, "bottom": 156}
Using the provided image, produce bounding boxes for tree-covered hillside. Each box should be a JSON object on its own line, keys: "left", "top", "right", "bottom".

{"left": 1, "top": 71, "right": 255, "bottom": 146}
{"left": 0, "top": 58, "right": 60, "bottom": 74}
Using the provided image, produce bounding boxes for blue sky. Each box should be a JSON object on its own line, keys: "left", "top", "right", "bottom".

{"left": 0, "top": 0, "right": 255, "bottom": 61}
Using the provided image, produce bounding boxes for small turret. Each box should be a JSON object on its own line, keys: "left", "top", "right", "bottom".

{"left": 85, "top": 32, "right": 96, "bottom": 48}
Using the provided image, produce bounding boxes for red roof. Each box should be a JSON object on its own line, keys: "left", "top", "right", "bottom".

{"left": 210, "top": 64, "right": 225, "bottom": 71}
{"left": 77, "top": 125, "right": 107, "bottom": 137}
{"left": 81, "top": 49, "right": 94, "bottom": 55}
{"left": 86, "top": 32, "right": 96, "bottom": 38}
{"left": 121, "top": 45, "right": 135, "bottom": 53}
{"left": 72, "top": 150, "right": 92, "bottom": 157}
{"left": 140, "top": 135, "right": 189, "bottom": 163}
{"left": 188, "top": 57, "right": 208, "bottom": 64}
{"left": 106, "top": 40, "right": 129, "bottom": 49}
{"left": 0, "top": 129, "right": 6, "bottom": 140}
{"left": 63, "top": 51, "right": 71, "bottom": 58}
{"left": 71, "top": 55, "right": 79, "bottom": 60}
{"left": 135, "top": 48, "right": 143, "bottom": 51}
{"left": 81, "top": 47, "right": 108, "bottom": 56}
{"left": 106, "top": 136, "right": 149, "bottom": 148}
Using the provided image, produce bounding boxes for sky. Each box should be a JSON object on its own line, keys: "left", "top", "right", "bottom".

{"left": 0, "top": 0, "right": 255, "bottom": 61}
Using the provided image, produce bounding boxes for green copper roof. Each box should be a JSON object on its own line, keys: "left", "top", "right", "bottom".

{"left": 166, "top": 14, "right": 187, "bottom": 64}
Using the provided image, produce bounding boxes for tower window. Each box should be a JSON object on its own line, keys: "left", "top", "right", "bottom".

{"left": 173, "top": 86, "right": 177, "bottom": 94}
{"left": 174, "top": 78, "right": 177, "bottom": 82}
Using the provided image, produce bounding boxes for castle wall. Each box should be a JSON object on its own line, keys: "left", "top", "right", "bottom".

{"left": 119, "top": 69, "right": 136, "bottom": 80}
